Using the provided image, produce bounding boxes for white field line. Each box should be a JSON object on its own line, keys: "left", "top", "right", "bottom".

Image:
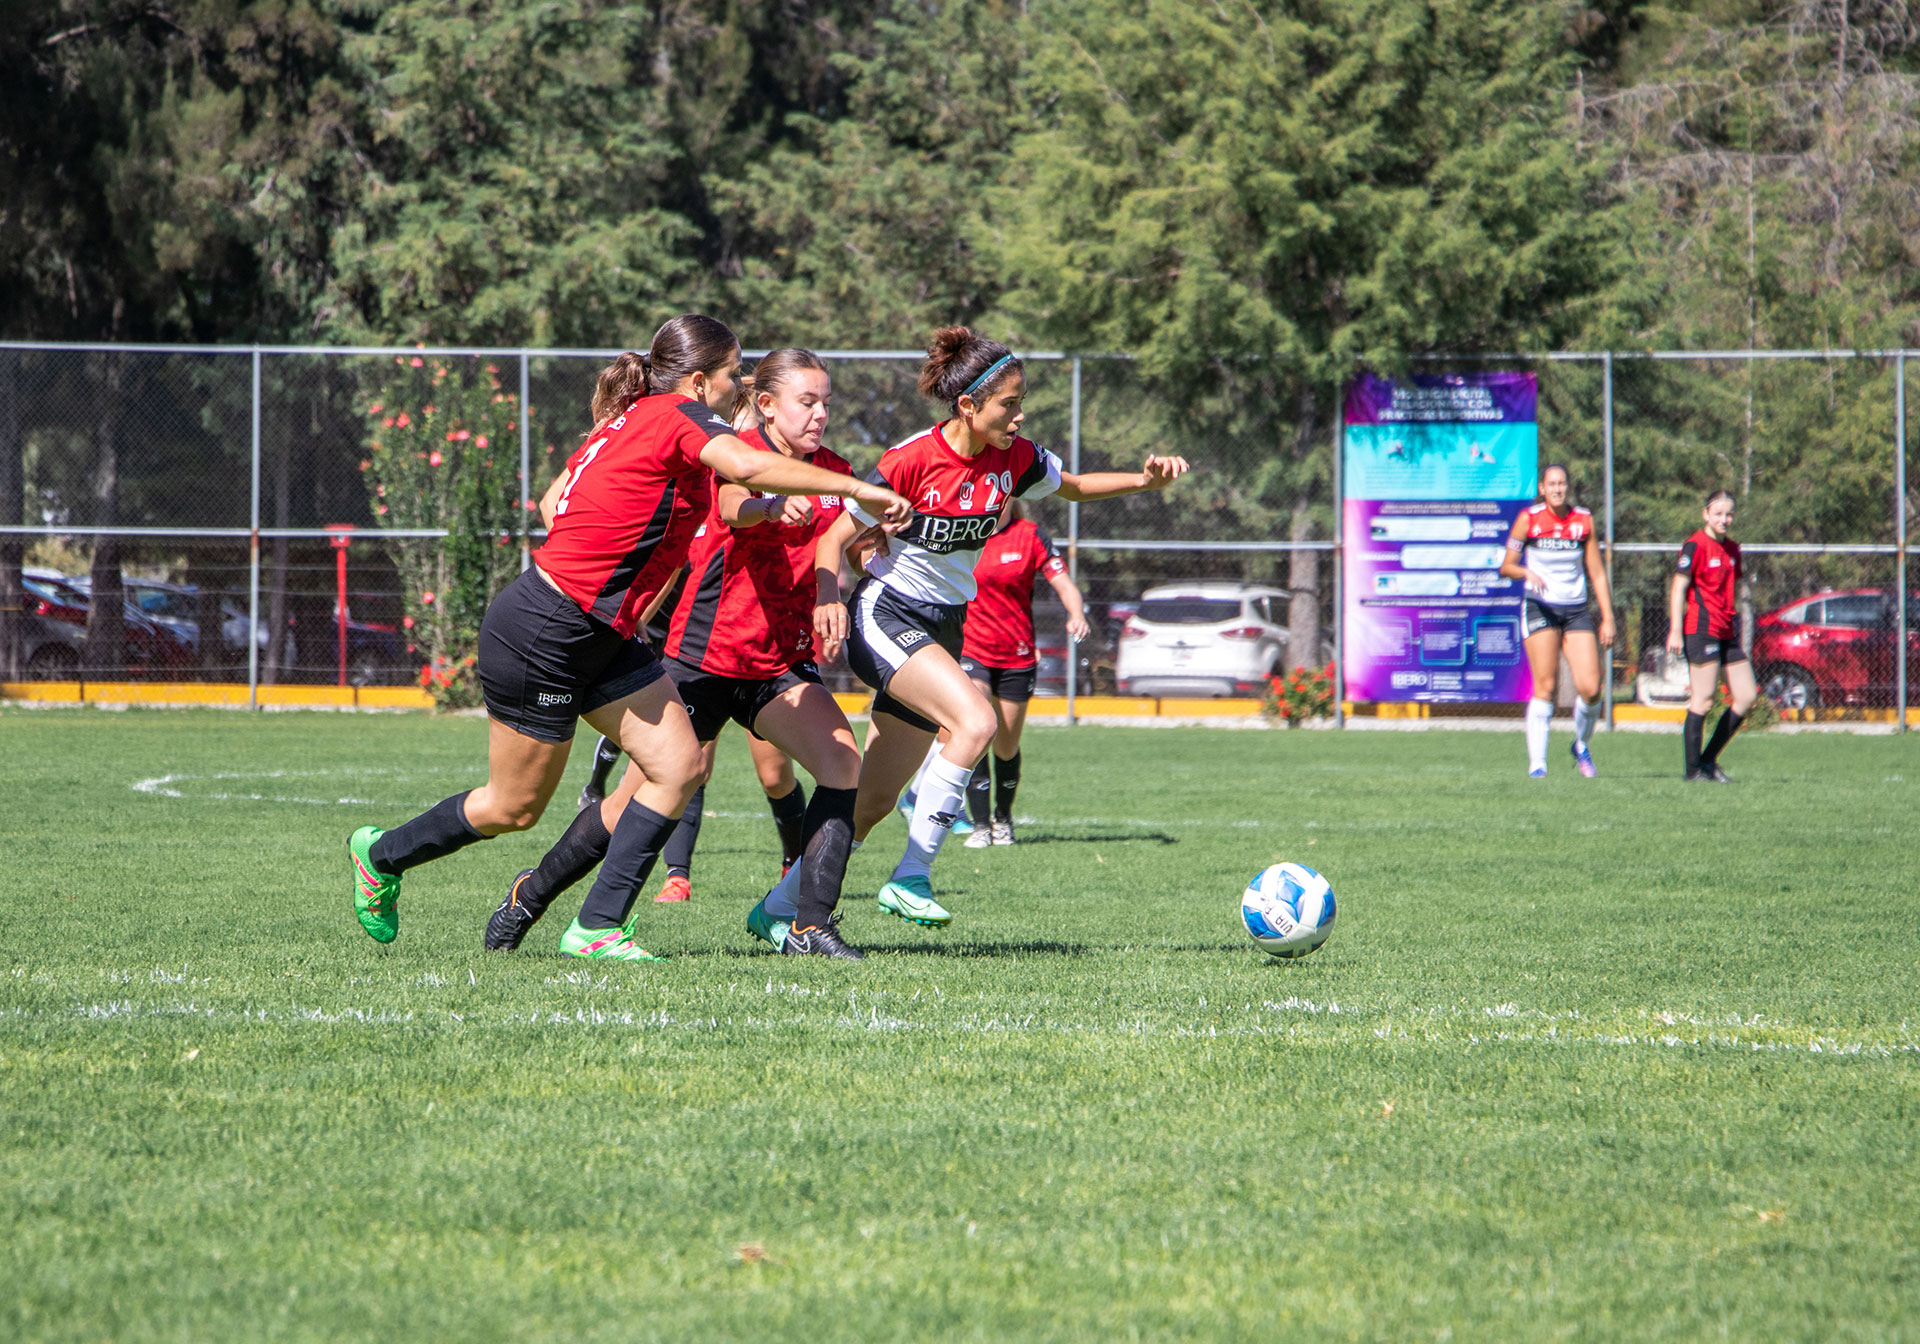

{"left": 14, "top": 992, "right": 1917, "bottom": 1059}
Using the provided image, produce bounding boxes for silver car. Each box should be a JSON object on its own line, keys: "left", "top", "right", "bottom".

{"left": 1114, "top": 583, "right": 1290, "bottom": 697}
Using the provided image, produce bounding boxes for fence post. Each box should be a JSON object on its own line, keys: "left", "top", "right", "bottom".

{"left": 1332, "top": 389, "right": 1345, "bottom": 729}
{"left": 1066, "top": 357, "right": 1081, "bottom": 725}
{"left": 520, "top": 351, "right": 533, "bottom": 572}
{"left": 248, "top": 348, "right": 261, "bottom": 709}
{"left": 1602, "top": 351, "right": 1615, "bottom": 730}
{"left": 1898, "top": 352, "right": 1908, "bottom": 731}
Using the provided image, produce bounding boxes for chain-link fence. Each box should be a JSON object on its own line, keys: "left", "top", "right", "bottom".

{"left": 0, "top": 343, "right": 1910, "bottom": 723}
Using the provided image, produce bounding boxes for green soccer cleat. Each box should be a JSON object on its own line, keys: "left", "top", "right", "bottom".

{"left": 560, "top": 918, "right": 663, "bottom": 962}
{"left": 745, "top": 896, "right": 791, "bottom": 952}
{"left": 349, "top": 825, "right": 402, "bottom": 944}
{"left": 877, "top": 874, "right": 952, "bottom": 928}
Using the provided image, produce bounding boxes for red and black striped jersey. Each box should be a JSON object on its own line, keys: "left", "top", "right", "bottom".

{"left": 962, "top": 519, "right": 1066, "bottom": 668}
{"left": 664, "top": 430, "right": 852, "bottom": 678}
{"left": 532, "top": 395, "right": 731, "bottom": 639}
{"left": 846, "top": 428, "right": 1062, "bottom": 604}
{"left": 1677, "top": 529, "right": 1742, "bottom": 636}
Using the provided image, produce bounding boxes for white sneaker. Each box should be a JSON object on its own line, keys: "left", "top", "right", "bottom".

{"left": 990, "top": 818, "right": 1015, "bottom": 846}
{"left": 963, "top": 827, "right": 993, "bottom": 849}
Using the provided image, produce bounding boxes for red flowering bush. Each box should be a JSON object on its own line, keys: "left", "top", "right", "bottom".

{"left": 1264, "top": 661, "right": 1337, "bottom": 723}
{"left": 361, "top": 354, "right": 528, "bottom": 706}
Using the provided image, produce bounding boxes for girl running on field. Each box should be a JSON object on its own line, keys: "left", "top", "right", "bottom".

{"left": 752, "top": 326, "right": 1189, "bottom": 935}
{"left": 487, "top": 348, "right": 883, "bottom": 959}
{"left": 347, "top": 318, "right": 907, "bottom": 961}
{"left": 1667, "top": 489, "right": 1755, "bottom": 782}
{"left": 1500, "top": 463, "right": 1616, "bottom": 777}
{"left": 954, "top": 500, "right": 1088, "bottom": 845}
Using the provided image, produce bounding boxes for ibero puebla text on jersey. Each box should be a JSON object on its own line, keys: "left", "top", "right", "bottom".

{"left": 896, "top": 509, "right": 1003, "bottom": 555}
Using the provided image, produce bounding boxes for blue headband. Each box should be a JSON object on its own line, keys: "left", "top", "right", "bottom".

{"left": 961, "top": 353, "right": 1017, "bottom": 401}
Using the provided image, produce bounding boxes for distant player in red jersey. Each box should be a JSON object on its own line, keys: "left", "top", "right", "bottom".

{"left": 1667, "top": 489, "right": 1755, "bottom": 781}
{"left": 1499, "top": 463, "right": 1615, "bottom": 778}
{"left": 346, "top": 318, "right": 907, "bottom": 961}
{"left": 486, "top": 349, "right": 892, "bottom": 960}
{"left": 755, "top": 326, "right": 1190, "bottom": 933}
{"left": 954, "top": 501, "right": 1087, "bottom": 846}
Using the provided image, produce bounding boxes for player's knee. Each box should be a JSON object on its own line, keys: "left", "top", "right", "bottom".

{"left": 813, "top": 744, "right": 861, "bottom": 792}
{"left": 949, "top": 708, "right": 997, "bottom": 760}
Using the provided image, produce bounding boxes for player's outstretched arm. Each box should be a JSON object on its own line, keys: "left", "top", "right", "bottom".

{"left": 1047, "top": 568, "right": 1092, "bottom": 641}
{"left": 718, "top": 481, "right": 812, "bottom": 530}
{"left": 1055, "top": 454, "right": 1191, "bottom": 502}
{"left": 701, "top": 436, "right": 910, "bottom": 524}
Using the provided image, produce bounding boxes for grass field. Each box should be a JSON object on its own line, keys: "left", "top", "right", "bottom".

{"left": 3, "top": 706, "right": 1917, "bottom": 1342}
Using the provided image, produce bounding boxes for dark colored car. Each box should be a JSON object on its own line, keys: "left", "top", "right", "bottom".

{"left": 1751, "top": 588, "right": 1920, "bottom": 709}
{"left": 20, "top": 572, "right": 195, "bottom": 677}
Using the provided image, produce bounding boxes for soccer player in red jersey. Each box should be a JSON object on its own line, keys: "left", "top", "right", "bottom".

{"left": 759, "top": 326, "right": 1189, "bottom": 932}
{"left": 347, "top": 319, "right": 908, "bottom": 960}
{"left": 1667, "top": 489, "right": 1755, "bottom": 781}
{"left": 955, "top": 501, "right": 1088, "bottom": 846}
{"left": 1499, "top": 464, "right": 1615, "bottom": 778}
{"left": 491, "top": 349, "right": 877, "bottom": 958}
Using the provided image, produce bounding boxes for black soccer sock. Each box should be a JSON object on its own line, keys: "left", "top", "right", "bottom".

{"left": 966, "top": 760, "right": 992, "bottom": 828}
{"left": 519, "top": 799, "right": 613, "bottom": 917}
{"left": 369, "top": 792, "right": 485, "bottom": 875}
{"left": 663, "top": 785, "right": 705, "bottom": 879}
{"left": 992, "top": 750, "right": 1022, "bottom": 822}
{"left": 792, "top": 786, "right": 857, "bottom": 930}
{"left": 766, "top": 783, "right": 808, "bottom": 867}
{"left": 1701, "top": 709, "right": 1744, "bottom": 765}
{"left": 1683, "top": 711, "right": 1705, "bottom": 776}
{"left": 588, "top": 736, "right": 622, "bottom": 794}
{"left": 574, "top": 799, "right": 677, "bottom": 930}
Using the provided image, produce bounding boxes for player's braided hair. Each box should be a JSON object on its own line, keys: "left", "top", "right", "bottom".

{"left": 590, "top": 314, "right": 740, "bottom": 427}
{"left": 732, "top": 347, "right": 830, "bottom": 432}
{"left": 918, "top": 325, "right": 1022, "bottom": 410}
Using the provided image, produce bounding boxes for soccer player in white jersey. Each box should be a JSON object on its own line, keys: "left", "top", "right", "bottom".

{"left": 748, "top": 325, "right": 1189, "bottom": 938}
{"left": 1500, "top": 463, "right": 1616, "bottom": 777}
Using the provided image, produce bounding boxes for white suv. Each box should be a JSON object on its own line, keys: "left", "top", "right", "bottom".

{"left": 1114, "top": 583, "right": 1290, "bottom": 697}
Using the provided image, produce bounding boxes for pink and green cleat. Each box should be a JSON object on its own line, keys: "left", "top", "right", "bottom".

{"left": 560, "top": 918, "right": 663, "bottom": 962}
{"left": 349, "top": 825, "right": 402, "bottom": 943}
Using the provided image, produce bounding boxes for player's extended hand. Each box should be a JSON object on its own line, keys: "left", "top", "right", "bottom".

{"left": 1598, "top": 615, "right": 1616, "bottom": 649}
{"left": 814, "top": 600, "right": 848, "bottom": 664}
{"left": 862, "top": 486, "right": 911, "bottom": 526}
{"left": 1140, "top": 455, "right": 1190, "bottom": 490}
{"left": 1067, "top": 615, "right": 1091, "bottom": 641}
{"left": 774, "top": 495, "right": 814, "bottom": 527}
{"left": 1665, "top": 628, "right": 1686, "bottom": 658}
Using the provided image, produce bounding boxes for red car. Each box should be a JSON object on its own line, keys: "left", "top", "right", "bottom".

{"left": 1751, "top": 588, "right": 1920, "bottom": 709}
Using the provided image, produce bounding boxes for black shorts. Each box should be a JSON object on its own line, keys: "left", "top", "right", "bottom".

{"left": 478, "top": 568, "right": 667, "bottom": 743}
{"left": 1684, "top": 628, "right": 1748, "bottom": 667}
{"left": 665, "top": 657, "right": 824, "bottom": 742}
{"left": 1523, "top": 598, "right": 1596, "bottom": 638}
{"left": 960, "top": 656, "right": 1037, "bottom": 704}
{"left": 846, "top": 578, "right": 965, "bottom": 733}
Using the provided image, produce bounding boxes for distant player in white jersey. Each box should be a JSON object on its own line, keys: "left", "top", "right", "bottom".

{"left": 1499, "top": 463, "right": 1615, "bottom": 778}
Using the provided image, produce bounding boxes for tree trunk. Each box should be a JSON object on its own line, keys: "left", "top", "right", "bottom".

{"left": 84, "top": 353, "right": 126, "bottom": 675}
{"left": 0, "top": 350, "right": 22, "bottom": 680}
{"left": 1285, "top": 384, "right": 1325, "bottom": 671}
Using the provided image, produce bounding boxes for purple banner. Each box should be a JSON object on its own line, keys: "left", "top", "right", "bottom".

{"left": 1345, "top": 371, "right": 1537, "bottom": 426}
{"left": 1343, "top": 372, "right": 1539, "bottom": 703}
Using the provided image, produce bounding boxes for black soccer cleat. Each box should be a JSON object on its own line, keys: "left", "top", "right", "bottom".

{"left": 485, "top": 869, "right": 543, "bottom": 951}
{"left": 781, "top": 915, "right": 866, "bottom": 961}
{"left": 1701, "top": 762, "right": 1734, "bottom": 783}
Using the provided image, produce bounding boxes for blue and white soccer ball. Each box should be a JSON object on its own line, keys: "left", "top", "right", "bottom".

{"left": 1240, "top": 862, "right": 1336, "bottom": 959}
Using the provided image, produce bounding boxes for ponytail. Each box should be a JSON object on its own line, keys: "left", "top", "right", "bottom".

{"left": 918, "top": 325, "right": 1021, "bottom": 409}
{"left": 590, "top": 351, "right": 649, "bottom": 428}
{"left": 587, "top": 313, "right": 741, "bottom": 434}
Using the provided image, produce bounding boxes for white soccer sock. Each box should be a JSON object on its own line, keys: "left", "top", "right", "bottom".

{"left": 893, "top": 754, "right": 974, "bottom": 881}
{"left": 764, "top": 839, "right": 861, "bottom": 921}
{"left": 1526, "top": 698, "right": 1553, "bottom": 772}
{"left": 1572, "top": 697, "right": 1599, "bottom": 747}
